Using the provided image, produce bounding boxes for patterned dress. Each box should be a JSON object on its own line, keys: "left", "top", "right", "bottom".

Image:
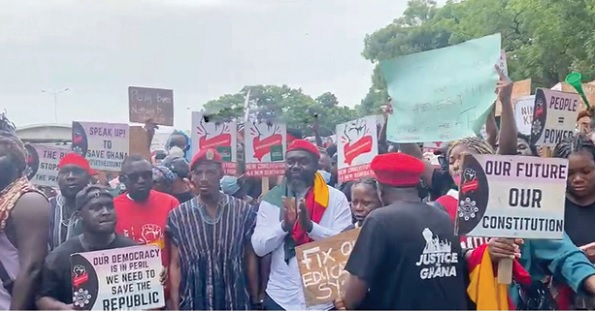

{"left": 166, "top": 193, "right": 257, "bottom": 310}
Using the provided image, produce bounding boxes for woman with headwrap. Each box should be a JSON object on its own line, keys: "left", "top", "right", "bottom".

{"left": 152, "top": 165, "right": 177, "bottom": 194}
{"left": 0, "top": 113, "right": 50, "bottom": 309}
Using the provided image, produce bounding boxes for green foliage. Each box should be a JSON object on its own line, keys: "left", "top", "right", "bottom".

{"left": 361, "top": 0, "right": 595, "bottom": 112}
{"left": 202, "top": 85, "right": 361, "bottom": 137}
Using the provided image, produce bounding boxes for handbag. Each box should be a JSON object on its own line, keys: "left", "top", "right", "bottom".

{"left": 516, "top": 280, "right": 557, "bottom": 310}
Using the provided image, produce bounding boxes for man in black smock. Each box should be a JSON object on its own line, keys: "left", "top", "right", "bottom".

{"left": 337, "top": 152, "right": 468, "bottom": 310}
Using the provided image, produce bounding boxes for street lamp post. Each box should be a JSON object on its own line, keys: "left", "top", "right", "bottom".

{"left": 41, "top": 88, "right": 70, "bottom": 123}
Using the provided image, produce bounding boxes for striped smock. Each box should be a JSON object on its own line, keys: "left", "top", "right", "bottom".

{"left": 166, "top": 193, "right": 257, "bottom": 310}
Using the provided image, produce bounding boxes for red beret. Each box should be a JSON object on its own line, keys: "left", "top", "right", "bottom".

{"left": 190, "top": 148, "right": 222, "bottom": 170}
{"left": 287, "top": 139, "right": 320, "bottom": 158}
{"left": 59, "top": 153, "right": 93, "bottom": 175}
{"left": 371, "top": 152, "right": 425, "bottom": 187}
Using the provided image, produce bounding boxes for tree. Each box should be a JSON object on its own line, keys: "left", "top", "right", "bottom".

{"left": 202, "top": 85, "right": 361, "bottom": 137}
{"left": 360, "top": 0, "right": 595, "bottom": 112}
{"left": 315, "top": 92, "right": 339, "bottom": 109}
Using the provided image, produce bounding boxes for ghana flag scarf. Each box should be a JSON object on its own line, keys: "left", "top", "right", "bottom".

{"left": 467, "top": 244, "right": 531, "bottom": 310}
{"left": 262, "top": 172, "right": 330, "bottom": 262}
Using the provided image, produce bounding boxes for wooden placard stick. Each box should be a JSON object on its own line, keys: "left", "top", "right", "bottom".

{"left": 261, "top": 177, "right": 270, "bottom": 196}
{"left": 497, "top": 257, "right": 513, "bottom": 284}
{"left": 542, "top": 146, "right": 552, "bottom": 158}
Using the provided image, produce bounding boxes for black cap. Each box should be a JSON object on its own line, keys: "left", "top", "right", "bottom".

{"left": 75, "top": 185, "right": 113, "bottom": 211}
{"left": 161, "top": 155, "right": 190, "bottom": 179}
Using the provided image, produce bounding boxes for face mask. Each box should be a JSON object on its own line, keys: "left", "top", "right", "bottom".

{"left": 318, "top": 170, "right": 331, "bottom": 184}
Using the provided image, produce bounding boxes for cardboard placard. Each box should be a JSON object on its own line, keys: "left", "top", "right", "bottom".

{"left": 129, "top": 126, "right": 151, "bottom": 162}
{"left": 70, "top": 245, "right": 164, "bottom": 310}
{"left": 495, "top": 79, "right": 532, "bottom": 116}
{"left": 128, "top": 87, "right": 174, "bottom": 126}
{"left": 296, "top": 228, "right": 360, "bottom": 307}
{"left": 561, "top": 82, "right": 595, "bottom": 112}
{"left": 529, "top": 89, "right": 580, "bottom": 147}
{"left": 456, "top": 154, "right": 567, "bottom": 239}
{"left": 336, "top": 116, "right": 378, "bottom": 182}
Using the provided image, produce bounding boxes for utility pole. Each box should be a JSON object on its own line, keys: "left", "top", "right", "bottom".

{"left": 41, "top": 88, "right": 70, "bottom": 123}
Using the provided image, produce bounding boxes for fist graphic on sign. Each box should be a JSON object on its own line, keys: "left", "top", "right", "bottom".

{"left": 343, "top": 119, "right": 368, "bottom": 143}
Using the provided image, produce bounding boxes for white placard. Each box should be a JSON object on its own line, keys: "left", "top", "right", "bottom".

{"left": 529, "top": 89, "right": 580, "bottom": 147}
{"left": 70, "top": 245, "right": 164, "bottom": 310}
{"left": 336, "top": 116, "right": 378, "bottom": 182}
{"left": 244, "top": 122, "right": 286, "bottom": 177}
{"left": 72, "top": 121, "right": 129, "bottom": 171}
{"left": 514, "top": 95, "right": 535, "bottom": 136}
{"left": 457, "top": 154, "right": 567, "bottom": 239}
{"left": 190, "top": 112, "right": 238, "bottom": 175}
{"left": 25, "top": 144, "right": 71, "bottom": 187}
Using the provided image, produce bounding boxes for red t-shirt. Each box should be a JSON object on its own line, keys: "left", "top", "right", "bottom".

{"left": 435, "top": 190, "right": 489, "bottom": 249}
{"left": 114, "top": 190, "right": 179, "bottom": 267}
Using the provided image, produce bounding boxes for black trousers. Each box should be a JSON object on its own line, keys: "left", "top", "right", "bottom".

{"left": 263, "top": 294, "right": 285, "bottom": 311}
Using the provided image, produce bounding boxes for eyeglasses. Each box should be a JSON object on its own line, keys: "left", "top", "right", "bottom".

{"left": 124, "top": 171, "right": 152, "bottom": 182}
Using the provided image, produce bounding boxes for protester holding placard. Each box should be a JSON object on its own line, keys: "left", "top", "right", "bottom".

{"left": 0, "top": 113, "right": 50, "bottom": 310}
{"left": 553, "top": 134, "right": 595, "bottom": 247}
{"left": 338, "top": 152, "right": 467, "bottom": 310}
{"left": 399, "top": 65, "right": 519, "bottom": 205}
{"left": 36, "top": 185, "right": 137, "bottom": 310}
{"left": 166, "top": 148, "right": 259, "bottom": 310}
{"left": 252, "top": 139, "right": 351, "bottom": 310}
{"left": 49, "top": 153, "right": 94, "bottom": 250}
{"left": 418, "top": 134, "right": 595, "bottom": 310}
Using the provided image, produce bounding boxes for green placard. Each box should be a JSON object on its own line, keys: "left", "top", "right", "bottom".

{"left": 216, "top": 146, "right": 232, "bottom": 162}
{"left": 270, "top": 145, "right": 284, "bottom": 162}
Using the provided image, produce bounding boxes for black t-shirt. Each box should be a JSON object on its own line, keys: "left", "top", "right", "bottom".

{"left": 345, "top": 200, "right": 468, "bottom": 310}
{"left": 37, "top": 235, "right": 137, "bottom": 304}
{"left": 565, "top": 198, "right": 595, "bottom": 247}
{"left": 173, "top": 191, "right": 194, "bottom": 204}
{"left": 430, "top": 169, "right": 454, "bottom": 201}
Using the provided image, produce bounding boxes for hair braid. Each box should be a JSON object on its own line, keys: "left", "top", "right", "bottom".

{"left": 553, "top": 134, "right": 595, "bottom": 159}
{"left": 0, "top": 113, "right": 26, "bottom": 175}
{"left": 447, "top": 136, "right": 494, "bottom": 157}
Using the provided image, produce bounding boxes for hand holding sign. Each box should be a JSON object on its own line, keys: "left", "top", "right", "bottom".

{"left": 143, "top": 119, "right": 159, "bottom": 134}
{"left": 333, "top": 298, "right": 347, "bottom": 310}
{"left": 580, "top": 242, "right": 595, "bottom": 262}
{"left": 487, "top": 237, "right": 523, "bottom": 260}
{"left": 495, "top": 64, "right": 513, "bottom": 103}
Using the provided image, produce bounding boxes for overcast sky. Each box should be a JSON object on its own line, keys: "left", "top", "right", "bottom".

{"left": 0, "top": 0, "right": 415, "bottom": 130}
